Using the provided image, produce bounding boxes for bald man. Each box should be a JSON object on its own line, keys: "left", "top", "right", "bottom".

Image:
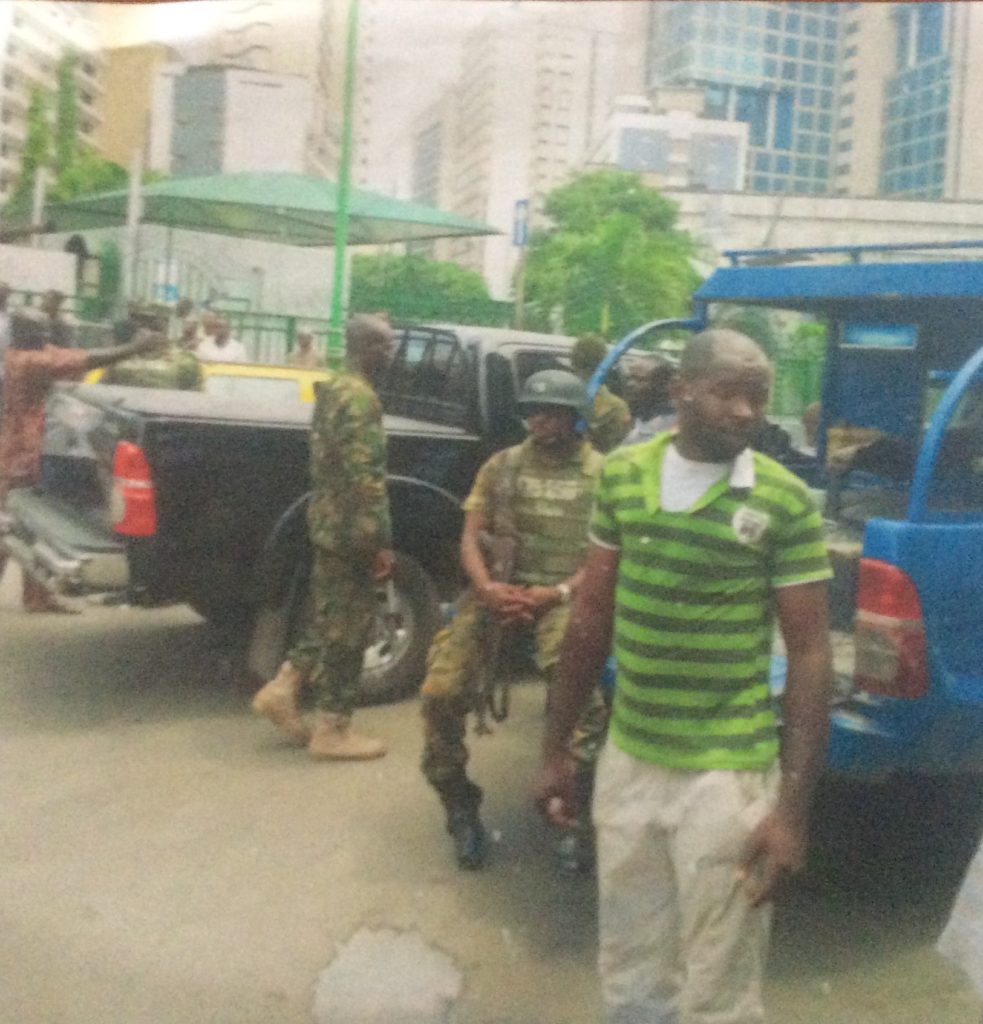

{"left": 537, "top": 329, "right": 833, "bottom": 1024}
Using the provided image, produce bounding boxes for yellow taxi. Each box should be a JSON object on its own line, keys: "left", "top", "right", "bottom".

{"left": 87, "top": 359, "right": 333, "bottom": 403}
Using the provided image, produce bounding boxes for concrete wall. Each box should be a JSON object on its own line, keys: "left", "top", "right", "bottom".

{"left": 0, "top": 244, "right": 76, "bottom": 296}
{"left": 661, "top": 186, "right": 983, "bottom": 262}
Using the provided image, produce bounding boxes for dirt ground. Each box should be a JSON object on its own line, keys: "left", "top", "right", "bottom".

{"left": 1, "top": 569, "right": 980, "bottom": 1024}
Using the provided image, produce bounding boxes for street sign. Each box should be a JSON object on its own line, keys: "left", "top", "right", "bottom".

{"left": 513, "top": 199, "right": 529, "bottom": 247}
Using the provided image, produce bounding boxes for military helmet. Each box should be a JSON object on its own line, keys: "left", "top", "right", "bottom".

{"left": 518, "top": 369, "right": 589, "bottom": 416}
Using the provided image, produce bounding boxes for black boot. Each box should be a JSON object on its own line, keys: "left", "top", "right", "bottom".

{"left": 436, "top": 777, "right": 487, "bottom": 870}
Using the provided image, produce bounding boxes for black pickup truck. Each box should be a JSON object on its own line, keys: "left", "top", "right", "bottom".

{"left": 0, "top": 324, "right": 582, "bottom": 704}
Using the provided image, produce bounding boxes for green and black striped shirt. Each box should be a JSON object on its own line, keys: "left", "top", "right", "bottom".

{"left": 591, "top": 432, "right": 832, "bottom": 771}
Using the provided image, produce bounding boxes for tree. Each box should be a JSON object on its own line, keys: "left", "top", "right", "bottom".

{"left": 709, "top": 304, "right": 784, "bottom": 358}
{"left": 7, "top": 86, "right": 51, "bottom": 216}
{"left": 55, "top": 51, "right": 79, "bottom": 176}
{"left": 350, "top": 253, "right": 509, "bottom": 326}
{"left": 521, "top": 170, "right": 701, "bottom": 341}
{"left": 5, "top": 53, "right": 151, "bottom": 220}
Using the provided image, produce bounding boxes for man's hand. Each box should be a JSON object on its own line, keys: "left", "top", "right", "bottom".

{"left": 523, "top": 585, "right": 564, "bottom": 614}
{"left": 477, "top": 581, "right": 535, "bottom": 622}
{"left": 373, "top": 548, "right": 395, "bottom": 582}
{"left": 131, "top": 329, "right": 168, "bottom": 356}
{"left": 738, "top": 809, "right": 807, "bottom": 907}
{"left": 533, "top": 753, "right": 577, "bottom": 829}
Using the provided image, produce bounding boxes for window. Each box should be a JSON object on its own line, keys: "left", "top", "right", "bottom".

{"left": 837, "top": 162, "right": 852, "bottom": 176}
{"left": 838, "top": 139, "right": 853, "bottom": 152}
{"left": 786, "top": 13, "right": 801, "bottom": 32}
{"left": 805, "top": 16, "right": 820, "bottom": 37}
{"left": 803, "top": 41, "right": 818, "bottom": 61}
{"left": 802, "top": 64, "right": 817, "bottom": 84}
{"left": 783, "top": 38, "right": 799, "bottom": 57}
{"left": 842, "top": 69, "right": 856, "bottom": 83}
{"left": 917, "top": 3, "right": 945, "bottom": 61}
{"left": 765, "top": 34, "right": 778, "bottom": 54}
{"left": 782, "top": 61, "right": 797, "bottom": 81}
{"left": 774, "top": 90, "right": 794, "bottom": 150}
{"left": 844, "top": 44, "right": 858, "bottom": 59}
{"left": 776, "top": 154, "right": 791, "bottom": 174}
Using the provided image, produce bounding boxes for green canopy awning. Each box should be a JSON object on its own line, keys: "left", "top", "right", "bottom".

{"left": 44, "top": 172, "right": 498, "bottom": 247}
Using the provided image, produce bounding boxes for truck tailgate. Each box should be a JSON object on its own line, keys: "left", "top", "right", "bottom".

{"left": 1, "top": 488, "right": 128, "bottom": 597}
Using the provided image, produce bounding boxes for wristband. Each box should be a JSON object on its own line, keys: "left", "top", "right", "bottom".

{"left": 555, "top": 582, "right": 572, "bottom": 604}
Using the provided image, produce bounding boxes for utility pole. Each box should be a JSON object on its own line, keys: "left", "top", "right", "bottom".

{"left": 328, "top": 0, "right": 360, "bottom": 360}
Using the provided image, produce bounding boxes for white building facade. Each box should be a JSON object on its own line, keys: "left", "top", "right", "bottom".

{"left": 587, "top": 92, "right": 749, "bottom": 192}
{"left": 0, "top": 1, "right": 103, "bottom": 202}
{"left": 150, "top": 63, "right": 313, "bottom": 177}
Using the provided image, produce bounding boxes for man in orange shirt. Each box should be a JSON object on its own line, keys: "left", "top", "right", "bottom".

{"left": 0, "top": 309, "right": 162, "bottom": 610}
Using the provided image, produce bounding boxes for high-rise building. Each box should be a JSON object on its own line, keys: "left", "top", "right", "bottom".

{"left": 205, "top": 0, "right": 379, "bottom": 185}
{"left": 647, "top": 1, "right": 842, "bottom": 196}
{"left": 95, "top": 43, "right": 176, "bottom": 169}
{"left": 428, "top": 12, "right": 633, "bottom": 299}
{"left": 586, "top": 91, "right": 749, "bottom": 192}
{"left": 835, "top": 2, "right": 983, "bottom": 202}
{"left": 0, "top": 1, "right": 103, "bottom": 202}
{"left": 156, "top": 64, "right": 313, "bottom": 177}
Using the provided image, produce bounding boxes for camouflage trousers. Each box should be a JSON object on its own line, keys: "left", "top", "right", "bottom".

{"left": 288, "top": 547, "right": 377, "bottom": 718}
{"left": 420, "top": 593, "right": 609, "bottom": 789}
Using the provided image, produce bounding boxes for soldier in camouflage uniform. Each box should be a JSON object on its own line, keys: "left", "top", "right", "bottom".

{"left": 252, "top": 314, "right": 395, "bottom": 760}
{"left": 420, "top": 369, "right": 606, "bottom": 869}
{"left": 571, "top": 334, "right": 632, "bottom": 453}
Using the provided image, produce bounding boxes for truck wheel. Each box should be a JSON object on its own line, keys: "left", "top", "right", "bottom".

{"left": 358, "top": 552, "right": 441, "bottom": 706}
{"left": 245, "top": 552, "right": 442, "bottom": 706}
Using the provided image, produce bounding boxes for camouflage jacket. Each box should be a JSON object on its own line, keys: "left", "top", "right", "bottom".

{"left": 306, "top": 370, "right": 393, "bottom": 553}
{"left": 587, "top": 384, "right": 631, "bottom": 453}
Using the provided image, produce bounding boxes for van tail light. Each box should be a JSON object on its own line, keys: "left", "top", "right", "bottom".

{"left": 111, "top": 441, "right": 157, "bottom": 537}
{"left": 854, "top": 558, "right": 927, "bottom": 699}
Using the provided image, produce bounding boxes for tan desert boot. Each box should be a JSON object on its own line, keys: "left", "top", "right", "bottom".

{"left": 307, "top": 712, "right": 387, "bottom": 761}
{"left": 251, "top": 662, "right": 309, "bottom": 744}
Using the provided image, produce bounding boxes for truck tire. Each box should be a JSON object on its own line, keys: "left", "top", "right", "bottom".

{"left": 359, "top": 552, "right": 442, "bottom": 706}
{"left": 245, "top": 551, "right": 442, "bottom": 707}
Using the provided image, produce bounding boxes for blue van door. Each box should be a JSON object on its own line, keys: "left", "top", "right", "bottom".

{"left": 852, "top": 347, "right": 983, "bottom": 773}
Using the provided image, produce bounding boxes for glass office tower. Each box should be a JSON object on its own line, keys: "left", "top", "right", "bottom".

{"left": 648, "top": 1, "right": 842, "bottom": 194}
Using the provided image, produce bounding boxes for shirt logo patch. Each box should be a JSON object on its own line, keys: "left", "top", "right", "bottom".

{"left": 732, "top": 506, "right": 770, "bottom": 545}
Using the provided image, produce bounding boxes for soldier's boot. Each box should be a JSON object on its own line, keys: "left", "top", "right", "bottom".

{"left": 251, "top": 661, "right": 309, "bottom": 745}
{"left": 307, "top": 711, "right": 387, "bottom": 761}
{"left": 436, "top": 776, "right": 487, "bottom": 870}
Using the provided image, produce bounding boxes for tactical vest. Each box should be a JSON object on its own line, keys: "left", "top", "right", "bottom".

{"left": 489, "top": 441, "right": 600, "bottom": 586}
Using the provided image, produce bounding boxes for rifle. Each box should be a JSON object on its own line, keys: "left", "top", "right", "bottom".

{"left": 473, "top": 530, "right": 518, "bottom": 736}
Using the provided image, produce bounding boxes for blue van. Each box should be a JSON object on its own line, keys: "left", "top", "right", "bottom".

{"left": 593, "top": 241, "right": 983, "bottom": 779}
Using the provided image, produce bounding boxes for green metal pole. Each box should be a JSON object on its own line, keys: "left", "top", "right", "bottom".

{"left": 328, "top": 0, "right": 360, "bottom": 361}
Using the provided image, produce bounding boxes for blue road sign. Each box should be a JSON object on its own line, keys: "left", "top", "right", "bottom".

{"left": 513, "top": 199, "right": 529, "bottom": 247}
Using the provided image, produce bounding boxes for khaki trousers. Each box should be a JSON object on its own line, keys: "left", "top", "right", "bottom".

{"left": 593, "top": 742, "right": 780, "bottom": 1024}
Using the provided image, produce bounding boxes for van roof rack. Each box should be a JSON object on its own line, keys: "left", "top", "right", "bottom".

{"left": 724, "top": 240, "right": 983, "bottom": 267}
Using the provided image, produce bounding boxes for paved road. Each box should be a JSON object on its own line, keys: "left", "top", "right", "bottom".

{"left": 1, "top": 569, "right": 980, "bottom": 1024}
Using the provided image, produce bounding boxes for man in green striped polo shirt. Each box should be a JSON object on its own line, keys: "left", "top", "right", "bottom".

{"left": 536, "top": 329, "right": 833, "bottom": 1024}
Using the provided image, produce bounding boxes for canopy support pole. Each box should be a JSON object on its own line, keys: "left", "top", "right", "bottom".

{"left": 328, "top": 0, "right": 360, "bottom": 361}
